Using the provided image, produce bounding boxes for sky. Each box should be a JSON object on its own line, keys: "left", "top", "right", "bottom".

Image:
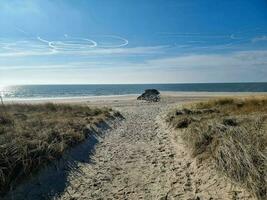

{"left": 0, "top": 0, "right": 267, "bottom": 85}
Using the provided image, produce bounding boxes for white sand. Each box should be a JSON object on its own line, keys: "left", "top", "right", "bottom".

{"left": 3, "top": 91, "right": 266, "bottom": 105}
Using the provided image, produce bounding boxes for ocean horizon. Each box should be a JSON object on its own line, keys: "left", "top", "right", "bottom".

{"left": 1, "top": 82, "right": 267, "bottom": 100}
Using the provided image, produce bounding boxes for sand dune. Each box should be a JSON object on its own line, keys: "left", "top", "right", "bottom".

{"left": 4, "top": 94, "right": 256, "bottom": 199}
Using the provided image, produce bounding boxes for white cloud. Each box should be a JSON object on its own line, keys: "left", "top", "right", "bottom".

{"left": 1, "top": 50, "right": 267, "bottom": 84}
{"left": 146, "top": 50, "right": 267, "bottom": 69}
{"left": 0, "top": 45, "right": 167, "bottom": 57}
{"left": 2, "top": 50, "right": 267, "bottom": 70}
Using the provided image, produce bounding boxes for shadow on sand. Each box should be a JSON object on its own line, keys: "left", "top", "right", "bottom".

{"left": 4, "top": 120, "right": 116, "bottom": 200}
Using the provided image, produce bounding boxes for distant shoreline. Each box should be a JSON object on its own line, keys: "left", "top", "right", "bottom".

{"left": 3, "top": 91, "right": 267, "bottom": 104}
{"left": 1, "top": 83, "right": 267, "bottom": 101}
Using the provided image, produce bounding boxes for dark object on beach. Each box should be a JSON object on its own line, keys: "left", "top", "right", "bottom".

{"left": 137, "top": 89, "right": 160, "bottom": 102}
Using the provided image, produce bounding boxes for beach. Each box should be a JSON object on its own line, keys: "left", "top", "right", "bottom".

{"left": 4, "top": 91, "right": 267, "bottom": 105}
{"left": 3, "top": 92, "right": 264, "bottom": 200}
{"left": 2, "top": 0, "right": 267, "bottom": 198}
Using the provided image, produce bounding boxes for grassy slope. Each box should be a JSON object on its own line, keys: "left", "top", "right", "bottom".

{"left": 0, "top": 103, "right": 120, "bottom": 195}
{"left": 167, "top": 96, "right": 267, "bottom": 199}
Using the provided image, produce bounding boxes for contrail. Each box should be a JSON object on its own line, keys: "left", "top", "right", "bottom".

{"left": 3, "top": 34, "right": 128, "bottom": 56}
{"left": 98, "top": 35, "right": 129, "bottom": 48}
{"left": 37, "top": 35, "right": 98, "bottom": 52}
{"left": 110, "top": 35, "right": 129, "bottom": 47}
{"left": 37, "top": 36, "right": 56, "bottom": 51}
{"left": 67, "top": 36, "right": 98, "bottom": 48}
{"left": 83, "top": 39, "right": 98, "bottom": 48}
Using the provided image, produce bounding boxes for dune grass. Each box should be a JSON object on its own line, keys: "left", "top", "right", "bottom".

{"left": 167, "top": 96, "right": 267, "bottom": 199}
{"left": 0, "top": 103, "right": 119, "bottom": 195}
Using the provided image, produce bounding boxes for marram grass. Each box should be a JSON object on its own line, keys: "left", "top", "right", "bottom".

{"left": 167, "top": 96, "right": 267, "bottom": 199}
{"left": 0, "top": 103, "right": 118, "bottom": 195}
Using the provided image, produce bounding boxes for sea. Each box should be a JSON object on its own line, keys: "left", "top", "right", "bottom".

{"left": 0, "top": 83, "right": 267, "bottom": 100}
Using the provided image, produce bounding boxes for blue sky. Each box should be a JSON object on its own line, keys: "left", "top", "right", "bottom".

{"left": 0, "top": 0, "right": 267, "bottom": 84}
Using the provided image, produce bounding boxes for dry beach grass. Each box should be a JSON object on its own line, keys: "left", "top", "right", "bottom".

{"left": 167, "top": 96, "right": 267, "bottom": 199}
{"left": 1, "top": 93, "right": 266, "bottom": 200}
{"left": 0, "top": 103, "right": 117, "bottom": 196}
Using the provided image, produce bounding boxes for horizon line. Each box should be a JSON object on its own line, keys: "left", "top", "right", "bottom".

{"left": 1, "top": 81, "right": 267, "bottom": 86}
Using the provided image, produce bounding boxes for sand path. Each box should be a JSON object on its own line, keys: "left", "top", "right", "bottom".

{"left": 57, "top": 103, "right": 178, "bottom": 199}
{"left": 56, "top": 102, "right": 252, "bottom": 200}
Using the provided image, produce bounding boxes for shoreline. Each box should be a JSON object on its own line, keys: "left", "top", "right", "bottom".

{"left": 3, "top": 91, "right": 267, "bottom": 104}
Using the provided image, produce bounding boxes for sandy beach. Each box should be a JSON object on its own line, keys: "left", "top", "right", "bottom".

{"left": 4, "top": 91, "right": 267, "bottom": 105}
{"left": 4, "top": 92, "right": 263, "bottom": 200}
